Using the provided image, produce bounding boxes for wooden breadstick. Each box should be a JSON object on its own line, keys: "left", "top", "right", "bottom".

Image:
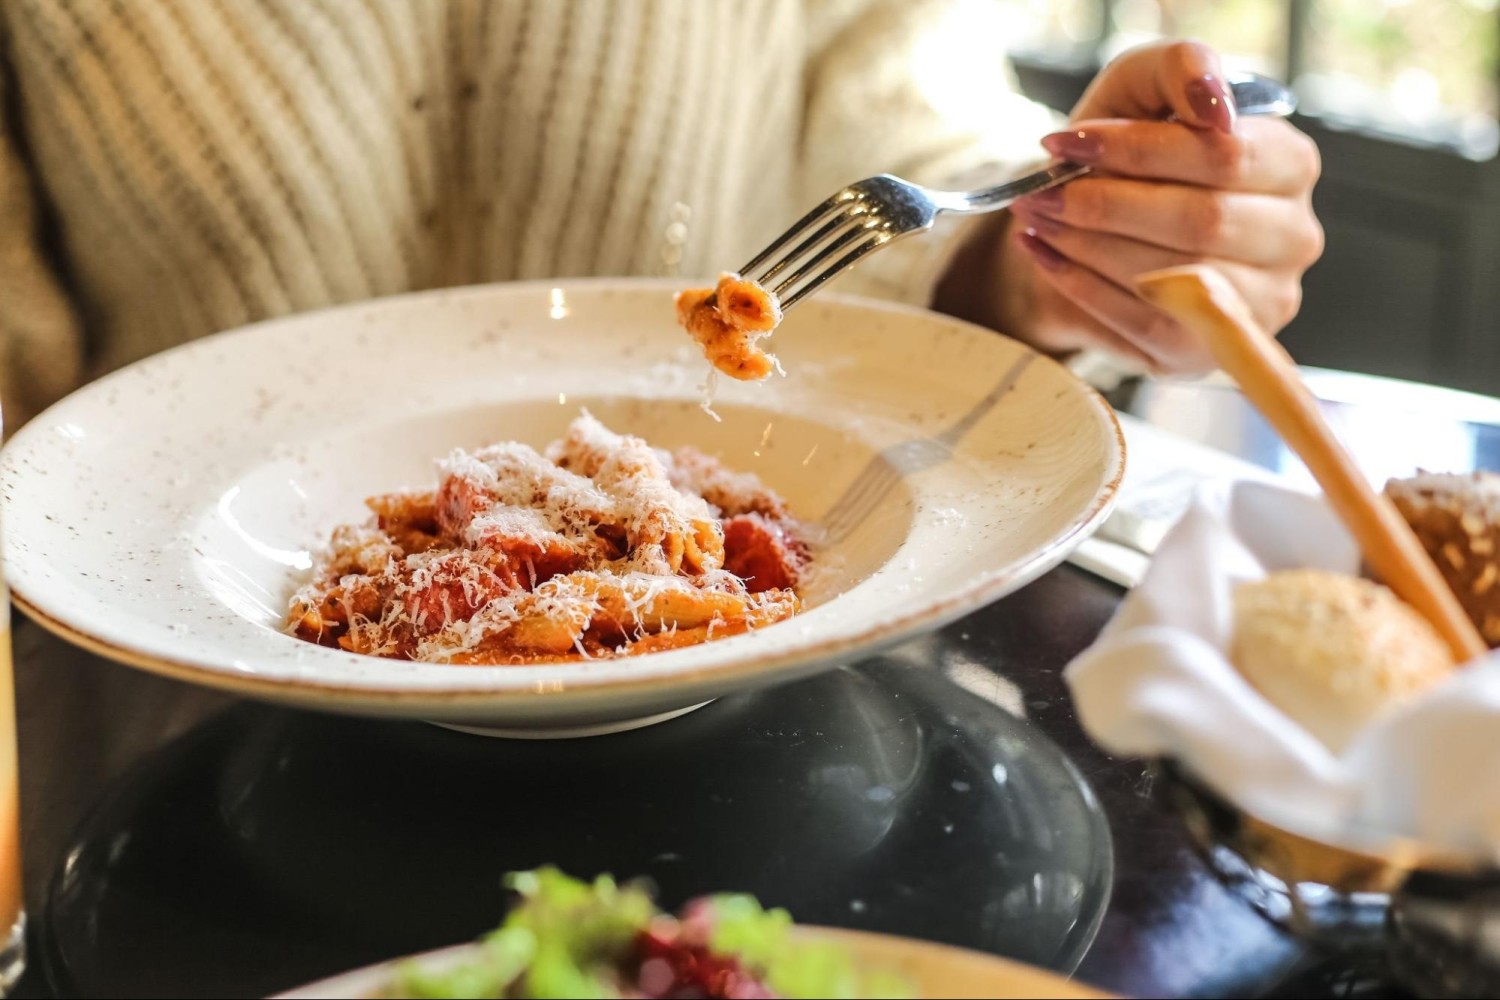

{"left": 1136, "top": 265, "right": 1487, "bottom": 664}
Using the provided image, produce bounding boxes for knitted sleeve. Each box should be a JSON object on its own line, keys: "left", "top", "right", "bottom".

{"left": 0, "top": 40, "right": 83, "bottom": 433}
{"left": 800, "top": 0, "right": 1060, "bottom": 308}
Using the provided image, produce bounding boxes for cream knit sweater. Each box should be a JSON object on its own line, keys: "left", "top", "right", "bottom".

{"left": 0, "top": 0, "right": 1056, "bottom": 426}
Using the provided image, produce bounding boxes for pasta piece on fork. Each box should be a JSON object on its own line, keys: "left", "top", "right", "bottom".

{"left": 674, "top": 273, "right": 782, "bottom": 381}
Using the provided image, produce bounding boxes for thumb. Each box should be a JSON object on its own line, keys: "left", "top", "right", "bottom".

{"left": 1072, "top": 40, "right": 1235, "bottom": 134}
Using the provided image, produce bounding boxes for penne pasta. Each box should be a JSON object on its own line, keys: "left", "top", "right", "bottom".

{"left": 286, "top": 413, "right": 809, "bottom": 665}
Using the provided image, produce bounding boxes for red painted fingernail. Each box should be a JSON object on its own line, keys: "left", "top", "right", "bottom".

{"left": 1186, "top": 74, "right": 1236, "bottom": 134}
{"left": 1018, "top": 229, "right": 1068, "bottom": 271}
{"left": 1018, "top": 187, "right": 1064, "bottom": 215}
{"left": 1041, "top": 130, "right": 1102, "bottom": 164}
{"left": 1010, "top": 206, "right": 1061, "bottom": 238}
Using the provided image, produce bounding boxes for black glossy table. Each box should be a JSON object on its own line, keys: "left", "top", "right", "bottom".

{"left": 8, "top": 564, "right": 1404, "bottom": 998}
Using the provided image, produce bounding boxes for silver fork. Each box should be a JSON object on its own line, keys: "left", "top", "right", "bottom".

{"left": 738, "top": 73, "right": 1296, "bottom": 313}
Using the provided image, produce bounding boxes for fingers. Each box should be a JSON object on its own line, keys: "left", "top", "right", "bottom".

{"left": 1012, "top": 212, "right": 1307, "bottom": 337}
{"left": 1040, "top": 117, "right": 1321, "bottom": 195}
{"left": 1014, "top": 175, "right": 1323, "bottom": 268}
{"left": 1071, "top": 40, "right": 1234, "bottom": 133}
{"left": 1012, "top": 208, "right": 1196, "bottom": 292}
{"left": 1014, "top": 228, "right": 1200, "bottom": 373}
{"left": 1012, "top": 39, "right": 1321, "bottom": 376}
{"left": 1012, "top": 221, "right": 1309, "bottom": 374}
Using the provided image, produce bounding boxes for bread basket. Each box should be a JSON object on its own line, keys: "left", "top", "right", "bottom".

{"left": 1064, "top": 474, "right": 1500, "bottom": 997}
{"left": 1096, "top": 266, "right": 1500, "bottom": 997}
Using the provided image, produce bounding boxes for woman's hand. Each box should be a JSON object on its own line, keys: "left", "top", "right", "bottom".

{"left": 938, "top": 40, "right": 1323, "bottom": 375}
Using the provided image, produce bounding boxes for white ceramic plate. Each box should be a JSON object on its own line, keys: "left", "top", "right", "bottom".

{"left": 1, "top": 279, "right": 1122, "bottom": 734}
{"left": 274, "top": 927, "right": 1112, "bottom": 999}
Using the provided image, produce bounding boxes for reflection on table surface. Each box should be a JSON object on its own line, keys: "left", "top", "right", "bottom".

{"left": 1123, "top": 367, "right": 1500, "bottom": 482}
{"left": 42, "top": 660, "right": 1112, "bottom": 997}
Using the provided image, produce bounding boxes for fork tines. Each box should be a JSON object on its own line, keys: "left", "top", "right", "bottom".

{"left": 737, "top": 186, "right": 895, "bottom": 311}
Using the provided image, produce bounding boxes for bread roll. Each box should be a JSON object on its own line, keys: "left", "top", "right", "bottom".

{"left": 1385, "top": 470, "right": 1500, "bottom": 648}
{"left": 1232, "top": 569, "right": 1454, "bottom": 752}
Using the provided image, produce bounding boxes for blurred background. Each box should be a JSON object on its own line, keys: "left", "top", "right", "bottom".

{"left": 991, "top": 0, "right": 1500, "bottom": 396}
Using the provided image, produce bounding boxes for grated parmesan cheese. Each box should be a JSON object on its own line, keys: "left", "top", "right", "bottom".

{"left": 286, "top": 412, "right": 809, "bottom": 665}
{"left": 699, "top": 368, "right": 723, "bottom": 422}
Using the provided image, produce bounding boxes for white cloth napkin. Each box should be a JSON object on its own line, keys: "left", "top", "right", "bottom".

{"left": 1065, "top": 478, "right": 1500, "bottom": 861}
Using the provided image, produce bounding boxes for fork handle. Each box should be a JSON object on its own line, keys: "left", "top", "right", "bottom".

{"left": 965, "top": 161, "right": 1091, "bottom": 210}
{"left": 1225, "top": 71, "right": 1299, "bottom": 118}
{"left": 957, "top": 73, "right": 1297, "bottom": 212}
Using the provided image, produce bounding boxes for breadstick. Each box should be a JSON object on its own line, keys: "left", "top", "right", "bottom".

{"left": 1136, "top": 265, "right": 1487, "bottom": 664}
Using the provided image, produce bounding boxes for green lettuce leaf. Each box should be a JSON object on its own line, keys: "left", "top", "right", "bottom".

{"left": 704, "top": 894, "right": 913, "bottom": 1000}
{"left": 387, "top": 869, "right": 912, "bottom": 999}
{"left": 389, "top": 868, "right": 654, "bottom": 999}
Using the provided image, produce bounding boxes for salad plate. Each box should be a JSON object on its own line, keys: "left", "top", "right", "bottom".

{"left": 0, "top": 279, "right": 1122, "bottom": 733}
{"left": 277, "top": 927, "right": 1107, "bottom": 999}
{"left": 271, "top": 866, "right": 1108, "bottom": 999}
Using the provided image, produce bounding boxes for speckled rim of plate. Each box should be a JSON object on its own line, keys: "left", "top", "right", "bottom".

{"left": 1, "top": 279, "right": 1124, "bottom": 713}
{"left": 272, "top": 925, "right": 1114, "bottom": 999}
